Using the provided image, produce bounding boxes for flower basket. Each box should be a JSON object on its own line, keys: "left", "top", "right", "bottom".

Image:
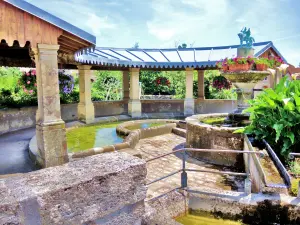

{"left": 222, "top": 65, "right": 228, "bottom": 72}
{"left": 228, "top": 63, "right": 250, "bottom": 72}
{"left": 256, "top": 64, "right": 268, "bottom": 71}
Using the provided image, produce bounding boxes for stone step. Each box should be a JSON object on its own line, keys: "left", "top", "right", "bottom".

{"left": 172, "top": 127, "right": 186, "bottom": 138}
{"left": 176, "top": 120, "right": 186, "bottom": 130}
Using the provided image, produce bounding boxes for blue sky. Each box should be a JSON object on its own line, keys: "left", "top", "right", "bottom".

{"left": 27, "top": 0, "right": 300, "bottom": 66}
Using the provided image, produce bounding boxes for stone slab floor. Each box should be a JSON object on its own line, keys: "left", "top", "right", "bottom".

{"left": 135, "top": 133, "right": 245, "bottom": 199}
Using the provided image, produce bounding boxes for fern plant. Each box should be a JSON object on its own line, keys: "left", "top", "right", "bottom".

{"left": 241, "top": 76, "right": 300, "bottom": 161}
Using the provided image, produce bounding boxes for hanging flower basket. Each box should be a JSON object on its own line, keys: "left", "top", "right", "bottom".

{"left": 19, "top": 69, "right": 37, "bottom": 95}
{"left": 212, "top": 75, "right": 232, "bottom": 90}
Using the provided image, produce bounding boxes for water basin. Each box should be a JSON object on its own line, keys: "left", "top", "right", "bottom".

{"left": 126, "top": 122, "right": 165, "bottom": 130}
{"left": 67, "top": 121, "right": 167, "bottom": 153}
{"left": 176, "top": 214, "right": 242, "bottom": 225}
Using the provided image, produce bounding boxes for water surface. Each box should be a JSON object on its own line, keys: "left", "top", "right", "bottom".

{"left": 67, "top": 121, "right": 166, "bottom": 152}
{"left": 176, "top": 214, "right": 242, "bottom": 225}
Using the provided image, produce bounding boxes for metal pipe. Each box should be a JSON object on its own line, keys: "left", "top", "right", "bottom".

{"left": 185, "top": 169, "right": 248, "bottom": 177}
{"left": 146, "top": 169, "right": 182, "bottom": 185}
{"left": 146, "top": 149, "right": 183, "bottom": 162}
{"left": 181, "top": 150, "right": 188, "bottom": 188}
{"left": 146, "top": 148, "right": 264, "bottom": 163}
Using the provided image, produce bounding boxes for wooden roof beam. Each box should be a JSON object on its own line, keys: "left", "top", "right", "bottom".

{"left": 61, "top": 31, "right": 92, "bottom": 48}
{"left": 58, "top": 36, "right": 85, "bottom": 49}
{"left": 59, "top": 43, "right": 79, "bottom": 52}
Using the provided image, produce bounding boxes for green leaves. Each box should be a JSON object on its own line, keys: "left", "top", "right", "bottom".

{"left": 242, "top": 76, "right": 300, "bottom": 160}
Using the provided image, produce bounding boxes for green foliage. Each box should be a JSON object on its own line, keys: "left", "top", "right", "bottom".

{"left": 92, "top": 71, "right": 122, "bottom": 101}
{"left": 242, "top": 76, "right": 300, "bottom": 160}
{"left": 290, "top": 178, "right": 300, "bottom": 196}
{"left": 289, "top": 160, "right": 300, "bottom": 175}
{"left": 0, "top": 67, "right": 22, "bottom": 93}
{"left": 254, "top": 57, "right": 271, "bottom": 66}
{"left": 204, "top": 70, "right": 236, "bottom": 99}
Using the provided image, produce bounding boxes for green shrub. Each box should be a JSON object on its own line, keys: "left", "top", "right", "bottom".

{"left": 242, "top": 76, "right": 300, "bottom": 160}
{"left": 290, "top": 178, "right": 300, "bottom": 196}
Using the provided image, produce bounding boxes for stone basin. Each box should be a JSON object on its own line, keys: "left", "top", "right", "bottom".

{"left": 186, "top": 113, "right": 244, "bottom": 167}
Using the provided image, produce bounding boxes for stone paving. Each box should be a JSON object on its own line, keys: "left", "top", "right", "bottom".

{"left": 135, "top": 133, "right": 245, "bottom": 199}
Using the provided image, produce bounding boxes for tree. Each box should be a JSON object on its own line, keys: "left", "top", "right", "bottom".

{"left": 92, "top": 71, "right": 122, "bottom": 101}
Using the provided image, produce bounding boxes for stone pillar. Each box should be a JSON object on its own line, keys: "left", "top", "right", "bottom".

{"left": 184, "top": 68, "right": 195, "bottom": 116}
{"left": 197, "top": 70, "right": 205, "bottom": 99}
{"left": 34, "top": 44, "right": 68, "bottom": 168}
{"left": 128, "top": 68, "right": 141, "bottom": 117}
{"left": 123, "top": 70, "right": 130, "bottom": 101}
{"left": 77, "top": 65, "right": 95, "bottom": 124}
{"left": 237, "top": 48, "right": 254, "bottom": 57}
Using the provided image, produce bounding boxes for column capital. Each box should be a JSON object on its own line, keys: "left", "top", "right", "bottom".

{"left": 129, "top": 68, "right": 140, "bottom": 72}
{"left": 185, "top": 67, "right": 194, "bottom": 71}
{"left": 37, "top": 44, "right": 60, "bottom": 51}
{"left": 77, "top": 65, "right": 92, "bottom": 70}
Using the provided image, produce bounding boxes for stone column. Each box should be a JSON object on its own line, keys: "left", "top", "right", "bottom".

{"left": 197, "top": 70, "right": 205, "bottom": 99}
{"left": 122, "top": 70, "right": 130, "bottom": 101}
{"left": 184, "top": 68, "right": 195, "bottom": 115}
{"left": 34, "top": 44, "right": 68, "bottom": 168}
{"left": 77, "top": 65, "right": 95, "bottom": 124}
{"left": 128, "top": 68, "right": 141, "bottom": 117}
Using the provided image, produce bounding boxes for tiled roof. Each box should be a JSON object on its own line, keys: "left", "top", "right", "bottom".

{"left": 4, "top": 0, "right": 96, "bottom": 45}
{"left": 75, "top": 41, "right": 287, "bottom": 69}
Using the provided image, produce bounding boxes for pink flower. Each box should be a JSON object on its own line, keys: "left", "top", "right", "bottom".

{"left": 34, "top": 83, "right": 37, "bottom": 86}
{"left": 27, "top": 81, "right": 30, "bottom": 84}
{"left": 26, "top": 72, "right": 30, "bottom": 76}
{"left": 29, "top": 90, "right": 33, "bottom": 94}
{"left": 31, "top": 70, "right": 36, "bottom": 75}
{"left": 24, "top": 89, "right": 27, "bottom": 93}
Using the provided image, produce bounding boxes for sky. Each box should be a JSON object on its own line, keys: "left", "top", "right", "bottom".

{"left": 26, "top": 0, "right": 300, "bottom": 66}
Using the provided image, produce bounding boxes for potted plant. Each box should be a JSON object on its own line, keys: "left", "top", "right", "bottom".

{"left": 218, "top": 57, "right": 250, "bottom": 72}
{"left": 254, "top": 58, "right": 270, "bottom": 71}
{"left": 216, "top": 61, "right": 228, "bottom": 72}
{"left": 268, "top": 56, "right": 284, "bottom": 69}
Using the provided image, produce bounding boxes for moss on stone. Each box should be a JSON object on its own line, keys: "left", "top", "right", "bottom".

{"left": 290, "top": 178, "right": 300, "bottom": 196}
{"left": 200, "top": 117, "right": 226, "bottom": 125}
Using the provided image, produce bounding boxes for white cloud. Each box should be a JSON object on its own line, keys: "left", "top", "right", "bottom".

{"left": 147, "top": 0, "right": 229, "bottom": 43}
{"left": 236, "top": 18, "right": 246, "bottom": 23}
{"left": 86, "top": 14, "right": 116, "bottom": 36}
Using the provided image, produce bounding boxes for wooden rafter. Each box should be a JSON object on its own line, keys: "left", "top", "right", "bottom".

{"left": 61, "top": 31, "right": 91, "bottom": 48}
{"left": 58, "top": 36, "right": 85, "bottom": 49}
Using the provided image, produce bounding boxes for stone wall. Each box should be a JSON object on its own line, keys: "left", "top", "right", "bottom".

{"left": 0, "top": 99, "right": 237, "bottom": 134}
{"left": 195, "top": 99, "right": 237, "bottom": 114}
{"left": 141, "top": 100, "right": 184, "bottom": 114}
{"left": 0, "top": 152, "right": 147, "bottom": 225}
{"left": 0, "top": 101, "right": 127, "bottom": 134}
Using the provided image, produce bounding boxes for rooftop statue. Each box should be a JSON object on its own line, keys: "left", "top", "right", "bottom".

{"left": 238, "top": 27, "right": 255, "bottom": 48}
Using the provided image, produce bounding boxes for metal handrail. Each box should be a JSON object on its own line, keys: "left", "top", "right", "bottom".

{"left": 146, "top": 148, "right": 264, "bottom": 163}
{"left": 146, "top": 148, "right": 265, "bottom": 195}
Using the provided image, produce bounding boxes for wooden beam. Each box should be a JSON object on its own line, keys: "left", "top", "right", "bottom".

{"left": 59, "top": 43, "right": 78, "bottom": 52}
{"left": 58, "top": 36, "right": 85, "bottom": 49}
{"left": 61, "top": 31, "right": 92, "bottom": 47}
{"left": 59, "top": 47, "right": 74, "bottom": 54}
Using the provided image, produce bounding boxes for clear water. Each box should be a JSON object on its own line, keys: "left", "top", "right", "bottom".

{"left": 67, "top": 121, "right": 165, "bottom": 153}
{"left": 176, "top": 214, "right": 242, "bottom": 225}
{"left": 126, "top": 122, "right": 165, "bottom": 130}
